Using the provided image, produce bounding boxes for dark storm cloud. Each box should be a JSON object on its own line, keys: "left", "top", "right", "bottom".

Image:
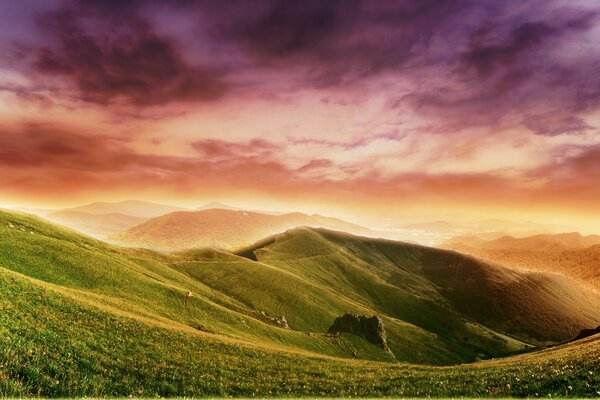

{"left": 461, "top": 22, "right": 556, "bottom": 76}
{"left": 207, "top": 0, "right": 463, "bottom": 86}
{"left": 199, "top": 0, "right": 600, "bottom": 136}
{"left": 29, "top": 1, "right": 226, "bottom": 106}
{"left": 397, "top": 4, "right": 600, "bottom": 136}
{"left": 216, "top": 0, "right": 360, "bottom": 58}
{"left": 7, "top": 0, "right": 600, "bottom": 136}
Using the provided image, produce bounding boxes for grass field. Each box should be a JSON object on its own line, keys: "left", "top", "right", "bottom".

{"left": 1, "top": 209, "right": 599, "bottom": 397}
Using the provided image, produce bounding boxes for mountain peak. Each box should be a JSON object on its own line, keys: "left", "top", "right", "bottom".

{"left": 111, "top": 209, "right": 373, "bottom": 251}
{"left": 196, "top": 202, "right": 240, "bottom": 211}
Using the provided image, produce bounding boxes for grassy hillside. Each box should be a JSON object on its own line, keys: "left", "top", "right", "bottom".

{"left": 0, "top": 209, "right": 525, "bottom": 365}
{"left": 111, "top": 208, "right": 374, "bottom": 251}
{"left": 251, "top": 228, "right": 600, "bottom": 343}
{"left": 2, "top": 209, "right": 600, "bottom": 396}
{"left": 1, "top": 265, "right": 599, "bottom": 397}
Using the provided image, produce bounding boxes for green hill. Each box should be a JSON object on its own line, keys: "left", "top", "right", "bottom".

{"left": 240, "top": 228, "right": 600, "bottom": 344}
{"left": 0, "top": 210, "right": 392, "bottom": 364}
{"left": 1, "top": 209, "right": 600, "bottom": 397}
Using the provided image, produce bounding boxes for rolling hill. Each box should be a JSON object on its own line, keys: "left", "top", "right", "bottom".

{"left": 2, "top": 260, "right": 599, "bottom": 397}
{"left": 45, "top": 210, "right": 148, "bottom": 238}
{"left": 1, "top": 209, "right": 600, "bottom": 396}
{"left": 110, "top": 208, "right": 376, "bottom": 251}
{"left": 245, "top": 228, "right": 600, "bottom": 343}
{"left": 441, "top": 233, "right": 600, "bottom": 288}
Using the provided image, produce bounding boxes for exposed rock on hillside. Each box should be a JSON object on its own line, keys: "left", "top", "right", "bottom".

{"left": 328, "top": 314, "right": 390, "bottom": 352}
{"left": 258, "top": 311, "right": 290, "bottom": 329}
{"left": 571, "top": 325, "right": 600, "bottom": 341}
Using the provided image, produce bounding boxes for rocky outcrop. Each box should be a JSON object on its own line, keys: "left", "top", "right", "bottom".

{"left": 571, "top": 325, "right": 600, "bottom": 341}
{"left": 275, "top": 315, "right": 289, "bottom": 329}
{"left": 328, "top": 313, "right": 390, "bottom": 352}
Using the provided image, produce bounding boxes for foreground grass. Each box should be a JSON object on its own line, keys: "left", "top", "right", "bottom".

{"left": 1, "top": 268, "right": 599, "bottom": 398}
{"left": 1, "top": 209, "right": 599, "bottom": 397}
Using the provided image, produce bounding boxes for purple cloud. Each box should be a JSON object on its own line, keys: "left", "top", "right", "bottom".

{"left": 28, "top": 1, "right": 227, "bottom": 106}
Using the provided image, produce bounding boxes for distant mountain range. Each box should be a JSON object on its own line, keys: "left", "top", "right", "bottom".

{"left": 13, "top": 200, "right": 286, "bottom": 238}
{"left": 110, "top": 208, "right": 375, "bottom": 251}
{"left": 443, "top": 232, "right": 600, "bottom": 251}
{"left": 441, "top": 232, "right": 600, "bottom": 288}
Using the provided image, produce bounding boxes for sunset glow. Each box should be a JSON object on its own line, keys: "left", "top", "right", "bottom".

{"left": 1, "top": 0, "right": 599, "bottom": 231}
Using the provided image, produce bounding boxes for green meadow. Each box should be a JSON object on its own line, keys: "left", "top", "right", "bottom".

{"left": 1, "top": 209, "right": 599, "bottom": 397}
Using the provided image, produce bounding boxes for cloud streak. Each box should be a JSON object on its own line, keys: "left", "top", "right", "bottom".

{"left": 1, "top": 125, "right": 599, "bottom": 218}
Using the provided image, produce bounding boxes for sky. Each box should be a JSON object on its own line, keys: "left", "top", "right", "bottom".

{"left": 0, "top": 0, "right": 599, "bottom": 230}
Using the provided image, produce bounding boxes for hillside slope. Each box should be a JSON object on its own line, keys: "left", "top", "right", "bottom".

{"left": 441, "top": 233, "right": 600, "bottom": 289}
{"left": 111, "top": 208, "right": 375, "bottom": 251}
{"left": 1, "top": 246, "right": 600, "bottom": 397}
{"left": 0, "top": 209, "right": 528, "bottom": 366}
{"left": 246, "top": 228, "right": 600, "bottom": 344}
{"left": 2, "top": 209, "right": 600, "bottom": 395}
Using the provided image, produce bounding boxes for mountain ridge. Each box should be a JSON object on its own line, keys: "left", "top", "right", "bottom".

{"left": 111, "top": 208, "right": 376, "bottom": 251}
{"left": 441, "top": 232, "right": 600, "bottom": 288}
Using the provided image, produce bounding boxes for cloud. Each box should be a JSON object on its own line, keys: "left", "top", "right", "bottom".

{"left": 6, "top": 0, "right": 600, "bottom": 138}
{"left": 1, "top": 0, "right": 600, "bottom": 220}
{"left": 223, "top": 0, "right": 357, "bottom": 58}
{"left": 191, "top": 138, "right": 281, "bottom": 160}
{"left": 289, "top": 131, "right": 405, "bottom": 150}
{"left": 0, "top": 124, "right": 142, "bottom": 170}
{"left": 0, "top": 125, "right": 294, "bottom": 196}
{"left": 1, "top": 123, "right": 599, "bottom": 216}
{"left": 204, "top": 0, "right": 600, "bottom": 137}
{"left": 208, "top": 0, "right": 461, "bottom": 87}
{"left": 461, "top": 22, "right": 556, "bottom": 76}
{"left": 28, "top": 1, "right": 226, "bottom": 106}
{"left": 401, "top": 5, "right": 600, "bottom": 136}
